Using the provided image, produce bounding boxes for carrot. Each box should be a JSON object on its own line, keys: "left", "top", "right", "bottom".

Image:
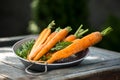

{"left": 33, "top": 26, "right": 72, "bottom": 61}
{"left": 28, "top": 27, "right": 61, "bottom": 60}
{"left": 47, "top": 27, "right": 112, "bottom": 63}
{"left": 44, "top": 32, "right": 57, "bottom": 44}
{"left": 27, "top": 20, "right": 55, "bottom": 60}
{"left": 34, "top": 20, "right": 55, "bottom": 48}
{"left": 64, "top": 24, "right": 88, "bottom": 42}
{"left": 64, "top": 35, "right": 76, "bottom": 42}
{"left": 43, "top": 27, "right": 61, "bottom": 45}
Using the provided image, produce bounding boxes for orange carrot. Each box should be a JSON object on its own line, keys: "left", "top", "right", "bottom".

{"left": 44, "top": 32, "right": 57, "bottom": 45}
{"left": 43, "top": 27, "right": 61, "bottom": 45}
{"left": 28, "top": 31, "right": 57, "bottom": 60}
{"left": 47, "top": 27, "right": 112, "bottom": 63}
{"left": 64, "top": 24, "right": 88, "bottom": 42}
{"left": 33, "top": 26, "right": 72, "bottom": 61}
{"left": 64, "top": 35, "right": 76, "bottom": 42}
{"left": 28, "top": 27, "right": 61, "bottom": 60}
{"left": 27, "top": 20, "right": 55, "bottom": 60}
{"left": 47, "top": 32, "right": 102, "bottom": 63}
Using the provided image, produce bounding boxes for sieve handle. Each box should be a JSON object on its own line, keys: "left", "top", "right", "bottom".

{"left": 25, "top": 62, "right": 48, "bottom": 75}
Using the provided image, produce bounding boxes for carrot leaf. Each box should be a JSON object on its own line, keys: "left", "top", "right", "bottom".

{"left": 55, "top": 27, "right": 61, "bottom": 32}
{"left": 101, "top": 26, "right": 113, "bottom": 36}
{"left": 66, "top": 26, "right": 72, "bottom": 32}
{"left": 74, "top": 24, "right": 89, "bottom": 38}
{"left": 74, "top": 24, "right": 83, "bottom": 36}
{"left": 47, "top": 20, "right": 55, "bottom": 29}
{"left": 77, "top": 29, "right": 89, "bottom": 38}
{"left": 16, "top": 39, "right": 35, "bottom": 59}
{"left": 50, "top": 41, "right": 72, "bottom": 52}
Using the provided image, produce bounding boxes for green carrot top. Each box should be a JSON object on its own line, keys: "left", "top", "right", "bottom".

{"left": 47, "top": 20, "right": 56, "bottom": 29}
{"left": 101, "top": 26, "right": 113, "bottom": 36}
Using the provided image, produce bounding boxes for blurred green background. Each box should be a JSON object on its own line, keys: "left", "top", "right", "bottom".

{"left": 0, "top": 0, "right": 120, "bottom": 52}
{"left": 29, "top": 0, "right": 120, "bottom": 52}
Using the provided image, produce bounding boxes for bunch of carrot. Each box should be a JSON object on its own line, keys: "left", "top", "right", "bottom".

{"left": 27, "top": 21, "right": 112, "bottom": 64}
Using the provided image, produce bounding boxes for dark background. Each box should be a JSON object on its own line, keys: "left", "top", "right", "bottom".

{"left": 0, "top": 0, "right": 120, "bottom": 52}
{"left": 0, "top": 0, "right": 31, "bottom": 37}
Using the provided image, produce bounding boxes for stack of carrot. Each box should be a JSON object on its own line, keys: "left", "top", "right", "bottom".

{"left": 27, "top": 21, "right": 112, "bottom": 64}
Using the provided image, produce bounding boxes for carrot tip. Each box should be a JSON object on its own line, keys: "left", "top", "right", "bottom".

{"left": 74, "top": 24, "right": 83, "bottom": 36}
{"left": 101, "top": 26, "right": 113, "bottom": 36}
{"left": 66, "top": 26, "right": 72, "bottom": 32}
{"left": 74, "top": 24, "right": 89, "bottom": 38}
{"left": 47, "top": 20, "right": 55, "bottom": 29}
